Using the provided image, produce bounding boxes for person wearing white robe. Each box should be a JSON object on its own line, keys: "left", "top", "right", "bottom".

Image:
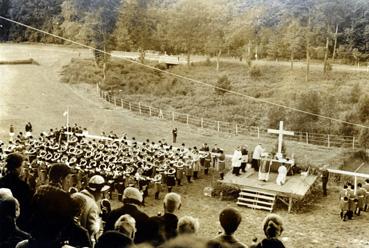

{"left": 232, "top": 146, "right": 242, "bottom": 176}
{"left": 252, "top": 144, "right": 264, "bottom": 171}
{"left": 276, "top": 163, "right": 288, "bottom": 185}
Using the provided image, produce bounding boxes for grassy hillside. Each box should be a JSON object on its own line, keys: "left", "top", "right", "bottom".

{"left": 61, "top": 58, "right": 369, "bottom": 135}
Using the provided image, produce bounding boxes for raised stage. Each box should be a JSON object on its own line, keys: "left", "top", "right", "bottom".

{"left": 220, "top": 169, "right": 318, "bottom": 213}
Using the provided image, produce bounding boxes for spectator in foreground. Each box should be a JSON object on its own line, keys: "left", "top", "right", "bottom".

{"left": 178, "top": 216, "right": 200, "bottom": 235}
{"left": 250, "top": 214, "right": 285, "bottom": 248}
{"left": 0, "top": 194, "right": 30, "bottom": 248}
{"left": 114, "top": 214, "right": 136, "bottom": 241}
{"left": 149, "top": 192, "right": 182, "bottom": 246}
{"left": 0, "top": 153, "right": 33, "bottom": 230}
{"left": 95, "top": 231, "right": 132, "bottom": 248}
{"left": 210, "top": 207, "right": 247, "bottom": 248}
{"left": 105, "top": 187, "right": 149, "bottom": 244}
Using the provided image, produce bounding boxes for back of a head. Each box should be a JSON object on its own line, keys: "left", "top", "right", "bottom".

{"left": 48, "top": 163, "right": 71, "bottom": 183}
{"left": 5, "top": 153, "right": 24, "bottom": 172}
{"left": 164, "top": 192, "right": 181, "bottom": 213}
{"left": 219, "top": 207, "right": 241, "bottom": 235}
{"left": 0, "top": 196, "right": 17, "bottom": 218}
{"left": 178, "top": 216, "right": 199, "bottom": 235}
{"left": 262, "top": 214, "right": 284, "bottom": 239}
{"left": 95, "top": 230, "right": 132, "bottom": 248}
{"left": 114, "top": 214, "right": 136, "bottom": 239}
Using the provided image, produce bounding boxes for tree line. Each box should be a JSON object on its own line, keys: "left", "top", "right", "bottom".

{"left": 1, "top": 0, "right": 369, "bottom": 71}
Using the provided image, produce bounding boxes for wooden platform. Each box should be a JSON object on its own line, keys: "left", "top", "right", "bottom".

{"left": 221, "top": 169, "right": 318, "bottom": 212}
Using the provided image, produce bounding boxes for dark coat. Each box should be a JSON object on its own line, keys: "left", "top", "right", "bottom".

{"left": 0, "top": 217, "right": 30, "bottom": 248}
{"left": 253, "top": 238, "right": 285, "bottom": 248}
{"left": 60, "top": 220, "right": 92, "bottom": 248}
{"left": 0, "top": 173, "right": 33, "bottom": 230}
{"left": 147, "top": 213, "right": 178, "bottom": 246}
{"left": 104, "top": 203, "right": 149, "bottom": 244}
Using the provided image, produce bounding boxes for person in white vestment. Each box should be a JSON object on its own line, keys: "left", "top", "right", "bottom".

{"left": 276, "top": 163, "right": 287, "bottom": 185}
{"left": 232, "top": 146, "right": 242, "bottom": 176}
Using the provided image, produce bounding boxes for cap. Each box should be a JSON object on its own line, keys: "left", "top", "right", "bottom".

{"left": 88, "top": 175, "right": 110, "bottom": 192}
{"left": 123, "top": 187, "right": 143, "bottom": 203}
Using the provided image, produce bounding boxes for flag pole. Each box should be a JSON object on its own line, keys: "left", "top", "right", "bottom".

{"left": 66, "top": 106, "right": 70, "bottom": 145}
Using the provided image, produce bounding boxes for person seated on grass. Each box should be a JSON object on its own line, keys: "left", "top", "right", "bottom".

{"left": 250, "top": 214, "right": 285, "bottom": 248}
{"left": 210, "top": 207, "right": 247, "bottom": 248}
{"left": 177, "top": 216, "right": 200, "bottom": 235}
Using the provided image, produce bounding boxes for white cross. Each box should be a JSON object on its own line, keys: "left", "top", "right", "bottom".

{"left": 267, "top": 121, "right": 294, "bottom": 158}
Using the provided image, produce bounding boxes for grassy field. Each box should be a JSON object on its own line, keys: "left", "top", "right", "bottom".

{"left": 61, "top": 57, "right": 369, "bottom": 137}
{"left": 2, "top": 44, "right": 369, "bottom": 248}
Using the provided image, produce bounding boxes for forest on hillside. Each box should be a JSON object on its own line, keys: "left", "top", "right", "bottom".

{"left": 1, "top": 0, "right": 369, "bottom": 67}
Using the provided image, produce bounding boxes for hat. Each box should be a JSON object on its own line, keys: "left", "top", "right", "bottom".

{"left": 88, "top": 175, "right": 110, "bottom": 192}
{"left": 5, "top": 153, "right": 24, "bottom": 171}
{"left": 123, "top": 187, "right": 143, "bottom": 203}
{"left": 48, "top": 163, "right": 72, "bottom": 182}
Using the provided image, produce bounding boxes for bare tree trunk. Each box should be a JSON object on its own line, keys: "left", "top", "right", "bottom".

{"left": 187, "top": 51, "right": 191, "bottom": 67}
{"left": 290, "top": 50, "right": 294, "bottom": 70}
{"left": 305, "top": 10, "right": 311, "bottom": 82}
{"left": 139, "top": 49, "right": 145, "bottom": 64}
{"left": 332, "top": 24, "right": 339, "bottom": 61}
{"left": 216, "top": 49, "right": 222, "bottom": 72}
{"left": 323, "top": 27, "right": 330, "bottom": 74}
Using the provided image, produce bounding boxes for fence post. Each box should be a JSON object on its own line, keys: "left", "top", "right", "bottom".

{"left": 353, "top": 137, "right": 355, "bottom": 150}
{"left": 327, "top": 135, "right": 330, "bottom": 148}
{"left": 186, "top": 114, "right": 189, "bottom": 125}
{"left": 149, "top": 106, "right": 152, "bottom": 116}
{"left": 114, "top": 97, "right": 117, "bottom": 106}
{"left": 139, "top": 102, "right": 142, "bottom": 115}
{"left": 129, "top": 102, "right": 132, "bottom": 111}
{"left": 201, "top": 118, "right": 203, "bottom": 128}
{"left": 306, "top": 132, "right": 309, "bottom": 144}
{"left": 172, "top": 112, "right": 175, "bottom": 122}
{"left": 235, "top": 124, "right": 238, "bottom": 135}
{"left": 121, "top": 99, "right": 124, "bottom": 108}
{"left": 257, "top": 127, "right": 260, "bottom": 139}
{"left": 217, "top": 121, "right": 220, "bottom": 132}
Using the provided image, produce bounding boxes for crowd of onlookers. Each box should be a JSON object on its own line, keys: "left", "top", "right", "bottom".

{"left": 0, "top": 125, "right": 286, "bottom": 248}
{"left": 0, "top": 152, "right": 286, "bottom": 248}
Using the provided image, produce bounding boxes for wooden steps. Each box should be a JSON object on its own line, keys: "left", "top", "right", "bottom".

{"left": 237, "top": 187, "right": 276, "bottom": 212}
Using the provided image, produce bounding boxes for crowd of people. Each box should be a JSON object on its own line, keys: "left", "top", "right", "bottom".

{"left": 0, "top": 123, "right": 288, "bottom": 247}
{"left": 339, "top": 180, "right": 369, "bottom": 221}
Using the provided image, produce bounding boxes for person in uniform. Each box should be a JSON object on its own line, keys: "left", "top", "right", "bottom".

{"left": 175, "top": 162, "right": 184, "bottom": 186}
{"left": 153, "top": 174, "right": 163, "bottom": 200}
{"left": 355, "top": 183, "right": 366, "bottom": 216}
{"left": 172, "top": 128, "right": 177, "bottom": 143}
{"left": 211, "top": 144, "right": 221, "bottom": 168}
{"left": 9, "top": 124, "right": 15, "bottom": 142}
{"left": 363, "top": 179, "right": 369, "bottom": 211}
{"left": 204, "top": 152, "right": 211, "bottom": 175}
{"left": 165, "top": 168, "right": 176, "bottom": 193}
{"left": 320, "top": 165, "right": 329, "bottom": 196}
{"left": 340, "top": 196, "right": 349, "bottom": 221}
{"left": 185, "top": 160, "right": 193, "bottom": 183}
{"left": 347, "top": 185, "right": 356, "bottom": 220}
{"left": 217, "top": 150, "right": 226, "bottom": 180}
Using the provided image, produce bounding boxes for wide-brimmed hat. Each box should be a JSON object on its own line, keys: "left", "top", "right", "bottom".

{"left": 88, "top": 175, "right": 110, "bottom": 192}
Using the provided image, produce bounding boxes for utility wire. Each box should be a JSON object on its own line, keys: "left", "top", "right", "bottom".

{"left": 1, "top": 15, "right": 369, "bottom": 130}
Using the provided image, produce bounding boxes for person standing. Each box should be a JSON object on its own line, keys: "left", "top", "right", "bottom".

{"left": 240, "top": 145, "right": 248, "bottom": 173}
{"left": 211, "top": 144, "right": 221, "bottom": 168}
{"left": 172, "top": 128, "right": 178, "bottom": 143}
{"left": 25, "top": 122, "right": 32, "bottom": 138}
{"left": 231, "top": 146, "right": 242, "bottom": 176}
{"left": 320, "top": 165, "right": 330, "bottom": 196}
{"left": 252, "top": 143, "right": 264, "bottom": 171}
{"left": 0, "top": 153, "right": 33, "bottom": 231}
{"left": 217, "top": 150, "right": 226, "bottom": 180}
{"left": 9, "top": 124, "right": 15, "bottom": 142}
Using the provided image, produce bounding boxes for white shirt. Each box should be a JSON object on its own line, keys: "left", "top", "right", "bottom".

{"left": 252, "top": 145, "right": 264, "bottom": 159}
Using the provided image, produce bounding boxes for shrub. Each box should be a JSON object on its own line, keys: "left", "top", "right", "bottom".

{"left": 249, "top": 65, "right": 261, "bottom": 79}
{"left": 214, "top": 75, "right": 232, "bottom": 96}
{"left": 212, "top": 182, "right": 240, "bottom": 200}
{"left": 155, "top": 63, "right": 168, "bottom": 70}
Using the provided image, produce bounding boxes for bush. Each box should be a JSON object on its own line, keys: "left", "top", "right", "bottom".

{"left": 212, "top": 182, "right": 240, "bottom": 200}
{"left": 214, "top": 75, "right": 232, "bottom": 97}
{"left": 249, "top": 65, "right": 262, "bottom": 79}
{"left": 155, "top": 63, "right": 168, "bottom": 70}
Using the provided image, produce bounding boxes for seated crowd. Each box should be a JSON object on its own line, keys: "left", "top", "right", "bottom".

{"left": 0, "top": 125, "right": 286, "bottom": 248}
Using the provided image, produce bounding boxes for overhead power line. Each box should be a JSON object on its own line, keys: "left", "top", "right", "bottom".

{"left": 1, "top": 15, "right": 368, "bottom": 130}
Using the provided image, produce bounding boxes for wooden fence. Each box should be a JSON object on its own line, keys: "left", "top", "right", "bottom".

{"left": 98, "top": 87, "right": 359, "bottom": 149}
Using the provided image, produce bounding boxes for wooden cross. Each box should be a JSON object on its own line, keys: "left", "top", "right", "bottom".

{"left": 267, "top": 121, "right": 294, "bottom": 158}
